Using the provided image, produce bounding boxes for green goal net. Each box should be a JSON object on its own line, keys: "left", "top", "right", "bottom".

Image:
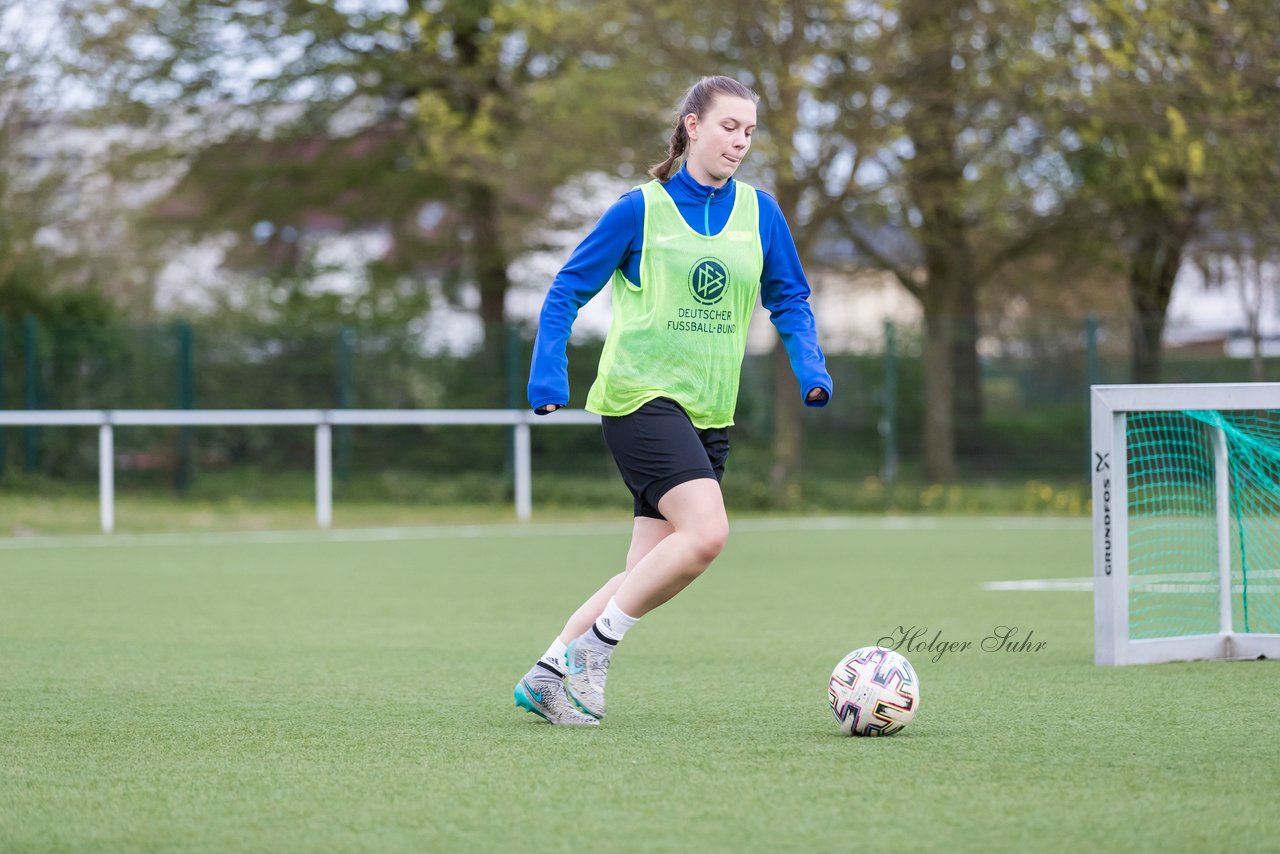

{"left": 1126, "top": 409, "right": 1280, "bottom": 641}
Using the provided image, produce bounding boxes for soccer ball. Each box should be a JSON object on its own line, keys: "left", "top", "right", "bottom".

{"left": 828, "top": 646, "right": 920, "bottom": 736}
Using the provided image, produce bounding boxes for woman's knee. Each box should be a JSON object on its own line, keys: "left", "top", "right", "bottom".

{"left": 657, "top": 478, "right": 729, "bottom": 564}
{"left": 688, "top": 517, "right": 729, "bottom": 565}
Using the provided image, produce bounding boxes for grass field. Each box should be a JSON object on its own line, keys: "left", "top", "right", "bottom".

{"left": 2, "top": 517, "right": 1278, "bottom": 851}
{"left": 0, "top": 474, "right": 1090, "bottom": 535}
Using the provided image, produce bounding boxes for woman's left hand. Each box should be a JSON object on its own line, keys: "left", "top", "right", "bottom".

{"left": 806, "top": 388, "right": 829, "bottom": 403}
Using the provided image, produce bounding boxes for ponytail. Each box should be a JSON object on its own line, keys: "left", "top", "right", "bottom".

{"left": 649, "top": 124, "right": 689, "bottom": 182}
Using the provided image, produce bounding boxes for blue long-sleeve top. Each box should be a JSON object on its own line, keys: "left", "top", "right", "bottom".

{"left": 528, "top": 164, "right": 833, "bottom": 413}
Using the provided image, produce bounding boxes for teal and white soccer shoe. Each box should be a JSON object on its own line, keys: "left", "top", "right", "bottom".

{"left": 513, "top": 670, "right": 599, "bottom": 726}
{"left": 564, "top": 638, "right": 610, "bottom": 719}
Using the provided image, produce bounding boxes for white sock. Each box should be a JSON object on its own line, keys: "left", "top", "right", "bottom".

{"left": 538, "top": 638, "right": 568, "bottom": 675}
{"left": 593, "top": 597, "right": 639, "bottom": 643}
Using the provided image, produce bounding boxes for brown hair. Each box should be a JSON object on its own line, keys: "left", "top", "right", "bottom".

{"left": 648, "top": 75, "right": 759, "bottom": 182}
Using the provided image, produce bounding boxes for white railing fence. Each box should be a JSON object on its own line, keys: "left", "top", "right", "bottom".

{"left": 0, "top": 409, "right": 601, "bottom": 532}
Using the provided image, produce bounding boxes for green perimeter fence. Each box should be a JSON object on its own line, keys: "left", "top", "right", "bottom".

{"left": 0, "top": 314, "right": 1273, "bottom": 511}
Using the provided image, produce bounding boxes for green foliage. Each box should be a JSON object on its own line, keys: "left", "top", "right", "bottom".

{"left": 60, "top": 0, "right": 655, "bottom": 335}
{"left": 21, "top": 0, "right": 1280, "bottom": 495}
{"left": 1059, "top": 0, "right": 1280, "bottom": 380}
{"left": 0, "top": 69, "right": 110, "bottom": 329}
{"left": 0, "top": 280, "right": 115, "bottom": 328}
{"left": 6, "top": 313, "right": 1276, "bottom": 505}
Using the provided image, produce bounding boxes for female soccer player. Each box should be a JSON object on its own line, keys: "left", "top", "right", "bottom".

{"left": 515, "top": 75, "right": 832, "bottom": 725}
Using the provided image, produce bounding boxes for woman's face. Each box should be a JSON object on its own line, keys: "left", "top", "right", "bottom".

{"left": 684, "top": 95, "right": 757, "bottom": 188}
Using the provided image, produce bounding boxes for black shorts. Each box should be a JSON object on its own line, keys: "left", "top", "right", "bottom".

{"left": 600, "top": 397, "right": 729, "bottom": 520}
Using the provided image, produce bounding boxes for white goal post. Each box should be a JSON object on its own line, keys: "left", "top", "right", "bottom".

{"left": 0, "top": 409, "right": 601, "bottom": 532}
{"left": 1091, "top": 383, "right": 1280, "bottom": 665}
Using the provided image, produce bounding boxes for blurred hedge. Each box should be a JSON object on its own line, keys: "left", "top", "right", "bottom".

{"left": 1, "top": 315, "right": 1275, "bottom": 505}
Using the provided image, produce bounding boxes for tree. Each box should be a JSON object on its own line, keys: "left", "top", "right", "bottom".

{"left": 61, "top": 0, "right": 651, "bottom": 357}
{"left": 628, "top": 0, "right": 878, "bottom": 501}
{"left": 620, "top": 0, "right": 1087, "bottom": 486}
{"left": 839, "top": 0, "right": 1081, "bottom": 481}
{"left": 1065, "top": 0, "right": 1280, "bottom": 383}
{"left": 0, "top": 0, "right": 114, "bottom": 318}
{"left": 1191, "top": 202, "right": 1280, "bottom": 383}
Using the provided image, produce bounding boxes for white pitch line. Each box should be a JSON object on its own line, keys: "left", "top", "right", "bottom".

{"left": 0, "top": 515, "right": 1089, "bottom": 552}
{"left": 0, "top": 522, "right": 629, "bottom": 551}
{"left": 983, "top": 578, "right": 1094, "bottom": 592}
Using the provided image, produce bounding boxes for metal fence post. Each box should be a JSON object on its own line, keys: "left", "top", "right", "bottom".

{"left": 316, "top": 419, "right": 332, "bottom": 529}
{"left": 880, "top": 320, "right": 898, "bottom": 484}
{"left": 514, "top": 416, "right": 531, "bottom": 521}
{"left": 1085, "top": 313, "right": 1100, "bottom": 388}
{"left": 1085, "top": 313, "right": 1099, "bottom": 484}
{"left": 176, "top": 321, "right": 194, "bottom": 494}
{"left": 100, "top": 418, "right": 115, "bottom": 533}
{"left": 336, "top": 327, "right": 352, "bottom": 482}
{"left": 23, "top": 314, "right": 39, "bottom": 473}
{"left": 505, "top": 324, "right": 522, "bottom": 480}
{"left": 0, "top": 316, "right": 7, "bottom": 476}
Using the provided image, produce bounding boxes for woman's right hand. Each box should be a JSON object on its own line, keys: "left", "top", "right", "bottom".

{"left": 535, "top": 404, "right": 561, "bottom": 415}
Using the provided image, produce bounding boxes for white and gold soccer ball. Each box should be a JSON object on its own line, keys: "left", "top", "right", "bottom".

{"left": 828, "top": 646, "right": 920, "bottom": 736}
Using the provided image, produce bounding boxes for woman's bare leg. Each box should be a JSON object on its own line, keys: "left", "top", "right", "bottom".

{"left": 610, "top": 478, "right": 728, "bottom": 617}
{"left": 556, "top": 516, "right": 674, "bottom": 641}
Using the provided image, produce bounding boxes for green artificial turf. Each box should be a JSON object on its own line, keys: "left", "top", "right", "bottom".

{"left": 2, "top": 518, "right": 1277, "bottom": 852}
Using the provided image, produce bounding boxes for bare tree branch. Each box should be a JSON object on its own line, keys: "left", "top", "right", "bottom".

{"left": 839, "top": 217, "right": 924, "bottom": 299}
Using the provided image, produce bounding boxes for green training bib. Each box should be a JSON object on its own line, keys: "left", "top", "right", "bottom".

{"left": 585, "top": 179, "right": 764, "bottom": 429}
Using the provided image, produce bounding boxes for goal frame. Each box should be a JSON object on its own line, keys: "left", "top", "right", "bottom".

{"left": 1091, "top": 383, "right": 1280, "bottom": 665}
